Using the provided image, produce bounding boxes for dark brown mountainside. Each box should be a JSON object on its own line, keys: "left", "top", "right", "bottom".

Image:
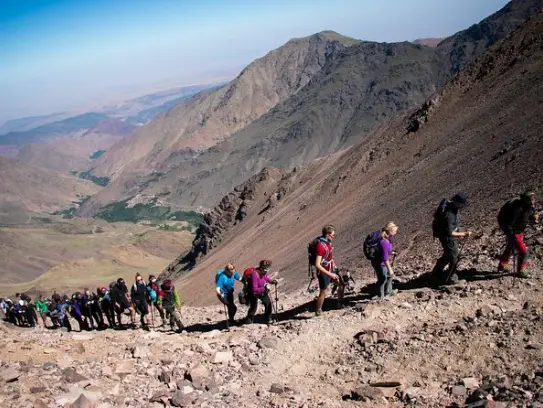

{"left": 170, "top": 10, "right": 543, "bottom": 306}
{"left": 79, "top": 0, "right": 542, "bottom": 217}
{"left": 437, "top": 0, "right": 543, "bottom": 74}
{"left": 138, "top": 41, "right": 445, "bottom": 208}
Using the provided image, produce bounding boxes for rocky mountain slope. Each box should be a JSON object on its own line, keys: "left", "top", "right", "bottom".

{"left": 1, "top": 272, "right": 542, "bottom": 408}
{"left": 89, "top": 31, "right": 357, "bottom": 179}
{"left": 169, "top": 8, "right": 543, "bottom": 306}
{"left": 79, "top": 0, "right": 543, "bottom": 216}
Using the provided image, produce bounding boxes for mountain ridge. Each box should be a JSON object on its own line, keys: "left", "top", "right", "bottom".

{"left": 79, "top": 0, "right": 543, "bottom": 217}
{"left": 167, "top": 8, "right": 543, "bottom": 306}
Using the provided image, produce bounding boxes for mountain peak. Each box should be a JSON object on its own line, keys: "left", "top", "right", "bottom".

{"left": 289, "top": 30, "right": 360, "bottom": 46}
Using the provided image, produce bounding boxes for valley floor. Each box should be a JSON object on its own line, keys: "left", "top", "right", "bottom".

{"left": 1, "top": 271, "right": 542, "bottom": 408}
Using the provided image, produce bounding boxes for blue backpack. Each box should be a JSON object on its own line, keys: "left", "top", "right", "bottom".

{"left": 363, "top": 231, "right": 382, "bottom": 260}
{"left": 215, "top": 269, "right": 226, "bottom": 284}
{"left": 146, "top": 286, "right": 157, "bottom": 303}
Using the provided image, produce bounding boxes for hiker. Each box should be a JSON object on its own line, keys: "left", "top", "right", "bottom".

{"left": 157, "top": 279, "right": 184, "bottom": 332}
{"left": 148, "top": 275, "right": 165, "bottom": 327}
{"left": 131, "top": 273, "right": 150, "bottom": 330}
{"left": 0, "top": 298, "right": 6, "bottom": 320}
{"left": 35, "top": 295, "right": 49, "bottom": 327}
{"left": 244, "top": 260, "right": 277, "bottom": 324}
{"left": 70, "top": 292, "right": 88, "bottom": 331}
{"left": 431, "top": 193, "right": 472, "bottom": 284}
{"left": 371, "top": 222, "right": 399, "bottom": 299}
{"left": 110, "top": 278, "right": 136, "bottom": 328}
{"left": 313, "top": 225, "right": 344, "bottom": 316}
{"left": 215, "top": 263, "right": 243, "bottom": 325}
{"left": 83, "top": 289, "right": 105, "bottom": 330}
{"left": 497, "top": 190, "right": 541, "bottom": 278}
{"left": 97, "top": 285, "right": 116, "bottom": 328}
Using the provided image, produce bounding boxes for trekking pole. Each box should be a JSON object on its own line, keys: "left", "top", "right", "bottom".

{"left": 512, "top": 238, "right": 517, "bottom": 287}
{"left": 274, "top": 284, "right": 279, "bottom": 323}
{"left": 150, "top": 303, "right": 155, "bottom": 329}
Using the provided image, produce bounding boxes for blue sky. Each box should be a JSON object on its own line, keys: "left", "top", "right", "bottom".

{"left": 0, "top": 0, "right": 509, "bottom": 124}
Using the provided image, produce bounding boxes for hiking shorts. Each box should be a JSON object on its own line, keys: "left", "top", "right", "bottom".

{"left": 318, "top": 272, "right": 332, "bottom": 290}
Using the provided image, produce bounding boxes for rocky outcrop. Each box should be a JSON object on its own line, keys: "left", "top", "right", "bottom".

{"left": 162, "top": 168, "right": 285, "bottom": 277}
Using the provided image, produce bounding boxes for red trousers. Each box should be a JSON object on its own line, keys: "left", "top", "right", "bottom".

{"left": 499, "top": 233, "right": 528, "bottom": 271}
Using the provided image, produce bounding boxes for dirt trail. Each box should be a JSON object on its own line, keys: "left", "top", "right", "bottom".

{"left": 1, "top": 270, "right": 542, "bottom": 408}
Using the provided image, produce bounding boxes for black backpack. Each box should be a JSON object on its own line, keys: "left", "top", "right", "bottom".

{"left": 363, "top": 231, "right": 382, "bottom": 260}
{"left": 432, "top": 199, "right": 449, "bottom": 238}
{"left": 307, "top": 236, "right": 322, "bottom": 268}
{"left": 497, "top": 199, "right": 516, "bottom": 232}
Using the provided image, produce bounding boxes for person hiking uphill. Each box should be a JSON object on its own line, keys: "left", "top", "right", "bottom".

{"left": 97, "top": 285, "right": 116, "bottom": 328}
{"left": 35, "top": 295, "right": 49, "bottom": 328}
{"left": 157, "top": 279, "right": 184, "bottom": 333}
{"left": 131, "top": 273, "right": 150, "bottom": 330}
{"left": 369, "top": 222, "right": 399, "bottom": 300}
{"left": 148, "top": 275, "right": 165, "bottom": 327}
{"left": 244, "top": 260, "right": 277, "bottom": 324}
{"left": 70, "top": 292, "right": 88, "bottom": 331}
{"left": 111, "top": 278, "right": 136, "bottom": 328}
{"left": 215, "top": 263, "right": 243, "bottom": 325}
{"left": 431, "top": 193, "right": 471, "bottom": 284}
{"left": 314, "top": 225, "right": 344, "bottom": 316}
{"left": 497, "top": 190, "right": 541, "bottom": 278}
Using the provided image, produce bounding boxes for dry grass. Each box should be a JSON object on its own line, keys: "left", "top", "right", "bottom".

{"left": 0, "top": 220, "right": 193, "bottom": 297}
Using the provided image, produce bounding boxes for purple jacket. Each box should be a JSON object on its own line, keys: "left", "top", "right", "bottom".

{"left": 251, "top": 269, "right": 272, "bottom": 296}
{"left": 379, "top": 237, "right": 393, "bottom": 268}
{"left": 71, "top": 299, "right": 83, "bottom": 318}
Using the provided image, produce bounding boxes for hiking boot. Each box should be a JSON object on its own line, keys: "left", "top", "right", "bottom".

{"left": 243, "top": 317, "right": 254, "bottom": 324}
{"left": 446, "top": 273, "right": 459, "bottom": 285}
{"left": 497, "top": 264, "right": 511, "bottom": 274}
{"left": 385, "top": 289, "right": 399, "bottom": 298}
{"left": 518, "top": 269, "right": 530, "bottom": 279}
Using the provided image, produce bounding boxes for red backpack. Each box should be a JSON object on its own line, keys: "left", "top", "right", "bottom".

{"left": 242, "top": 267, "right": 255, "bottom": 283}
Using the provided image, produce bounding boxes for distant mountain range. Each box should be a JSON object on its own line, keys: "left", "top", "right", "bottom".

{"left": 0, "top": 83, "right": 222, "bottom": 146}
{"left": 77, "top": 0, "right": 543, "bottom": 218}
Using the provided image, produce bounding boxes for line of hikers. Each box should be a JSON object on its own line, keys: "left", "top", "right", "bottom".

{"left": 0, "top": 275, "right": 184, "bottom": 332}
{"left": 1, "top": 190, "right": 540, "bottom": 329}
{"left": 212, "top": 190, "right": 540, "bottom": 322}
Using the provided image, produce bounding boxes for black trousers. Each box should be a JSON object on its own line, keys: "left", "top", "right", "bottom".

{"left": 100, "top": 299, "right": 116, "bottom": 327}
{"left": 247, "top": 292, "right": 272, "bottom": 322}
{"left": 432, "top": 237, "right": 459, "bottom": 281}
{"left": 219, "top": 292, "right": 237, "bottom": 320}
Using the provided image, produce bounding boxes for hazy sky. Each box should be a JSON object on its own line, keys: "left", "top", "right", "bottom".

{"left": 0, "top": 0, "right": 509, "bottom": 124}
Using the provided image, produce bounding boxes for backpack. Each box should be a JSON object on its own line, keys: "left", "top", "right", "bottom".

{"left": 497, "top": 199, "right": 516, "bottom": 231}
{"left": 215, "top": 269, "right": 226, "bottom": 284}
{"left": 307, "top": 237, "right": 332, "bottom": 268}
{"left": 161, "top": 279, "right": 172, "bottom": 291}
{"left": 432, "top": 199, "right": 449, "bottom": 238}
{"left": 307, "top": 237, "right": 321, "bottom": 268}
{"left": 363, "top": 231, "right": 382, "bottom": 260}
{"left": 242, "top": 267, "right": 255, "bottom": 283}
{"left": 238, "top": 267, "right": 255, "bottom": 305}
{"left": 146, "top": 285, "right": 157, "bottom": 303}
